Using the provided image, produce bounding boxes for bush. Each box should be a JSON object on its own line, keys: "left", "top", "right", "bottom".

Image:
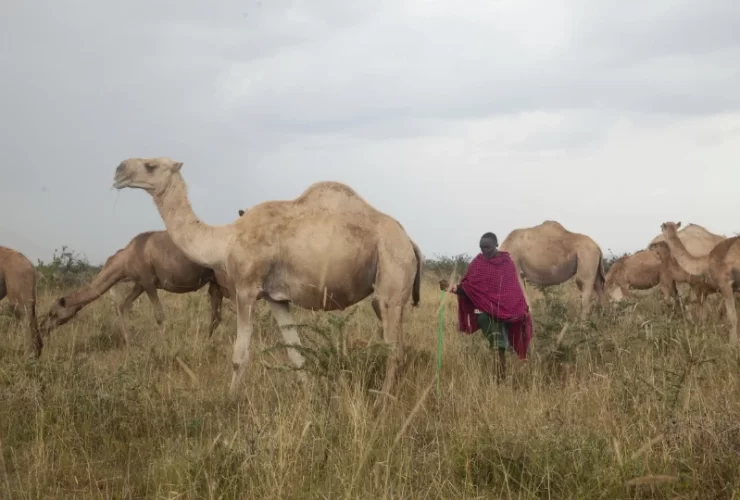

{"left": 36, "top": 245, "right": 102, "bottom": 290}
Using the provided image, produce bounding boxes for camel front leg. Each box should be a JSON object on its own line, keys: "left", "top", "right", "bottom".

{"left": 116, "top": 283, "right": 144, "bottom": 344}
{"left": 266, "top": 300, "right": 308, "bottom": 384}
{"left": 207, "top": 282, "right": 224, "bottom": 338}
{"left": 229, "top": 288, "right": 259, "bottom": 397}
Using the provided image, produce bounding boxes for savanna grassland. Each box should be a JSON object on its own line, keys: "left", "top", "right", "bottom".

{"left": 1, "top": 264, "right": 740, "bottom": 499}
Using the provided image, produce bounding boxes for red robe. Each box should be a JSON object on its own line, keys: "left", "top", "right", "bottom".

{"left": 456, "top": 251, "right": 532, "bottom": 359}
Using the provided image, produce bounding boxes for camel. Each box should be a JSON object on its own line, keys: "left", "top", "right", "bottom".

{"left": 238, "top": 207, "right": 423, "bottom": 322}
{"left": 499, "top": 221, "right": 607, "bottom": 319}
{"left": 604, "top": 249, "right": 679, "bottom": 304}
{"left": 648, "top": 222, "right": 725, "bottom": 302}
{"left": 660, "top": 221, "right": 740, "bottom": 344}
{"left": 0, "top": 246, "right": 42, "bottom": 357}
{"left": 648, "top": 241, "right": 716, "bottom": 305}
{"left": 113, "top": 157, "right": 422, "bottom": 399}
{"left": 40, "top": 231, "right": 234, "bottom": 342}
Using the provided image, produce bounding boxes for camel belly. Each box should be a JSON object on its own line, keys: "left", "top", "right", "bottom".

{"left": 518, "top": 258, "right": 578, "bottom": 285}
{"left": 263, "top": 264, "right": 375, "bottom": 311}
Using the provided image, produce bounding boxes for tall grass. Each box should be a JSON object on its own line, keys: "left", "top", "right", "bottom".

{"left": 1, "top": 277, "right": 738, "bottom": 499}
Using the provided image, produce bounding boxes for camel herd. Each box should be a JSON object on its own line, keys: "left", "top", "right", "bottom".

{"left": 2, "top": 157, "right": 739, "bottom": 397}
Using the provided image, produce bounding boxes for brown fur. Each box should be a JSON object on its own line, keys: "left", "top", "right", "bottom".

{"left": 499, "top": 220, "right": 607, "bottom": 319}
{"left": 604, "top": 249, "right": 679, "bottom": 304}
{"left": 0, "top": 246, "right": 42, "bottom": 356}
{"left": 648, "top": 241, "right": 716, "bottom": 304}
{"left": 40, "top": 231, "right": 233, "bottom": 341}
{"left": 114, "top": 158, "right": 421, "bottom": 402}
{"left": 649, "top": 222, "right": 725, "bottom": 302}
{"left": 237, "top": 205, "right": 423, "bottom": 312}
{"left": 660, "top": 221, "right": 740, "bottom": 344}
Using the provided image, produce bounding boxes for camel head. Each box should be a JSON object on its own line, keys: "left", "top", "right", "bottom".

{"left": 113, "top": 157, "right": 183, "bottom": 195}
{"left": 660, "top": 221, "right": 682, "bottom": 239}
{"left": 39, "top": 296, "right": 80, "bottom": 333}
{"left": 648, "top": 241, "right": 670, "bottom": 262}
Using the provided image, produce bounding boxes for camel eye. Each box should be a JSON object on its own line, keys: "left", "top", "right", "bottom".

{"left": 145, "top": 163, "right": 156, "bottom": 172}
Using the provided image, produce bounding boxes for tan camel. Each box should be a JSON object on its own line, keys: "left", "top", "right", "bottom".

{"left": 499, "top": 220, "right": 607, "bottom": 319}
{"left": 113, "top": 157, "right": 422, "bottom": 398}
{"left": 660, "top": 221, "right": 740, "bottom": 344}
{"left": 238, "top": 206, "right": 423, "bottom": 320}
{"left": 604, "top": 249, "right": 679, "bottom": 304}
{"left": 648, "top": 241, "right": 716, "bottom": 305}
{"left": 0, "top": 246, "right": 42, "bottom": 357}
{"left": 40, "top": 231, "right": 234, "bottom": 341}
{"left": 648, "top": 222, "right": 725, "bottom": 302}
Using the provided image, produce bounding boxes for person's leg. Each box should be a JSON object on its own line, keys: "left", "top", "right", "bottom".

{"left": 477, "top": 312, "right": 509, "bottom": 380}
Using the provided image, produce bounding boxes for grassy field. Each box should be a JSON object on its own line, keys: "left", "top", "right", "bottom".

{"left": 1, "top": 276, "right": 739, "bottom": 499}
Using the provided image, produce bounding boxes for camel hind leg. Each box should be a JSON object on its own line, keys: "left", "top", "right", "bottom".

{"left": 266, "top": 300, "right": 307, "bottom": 383}
{"left": 719, "top": 281, "right": 738, "bottom": 345}
{"left": 372, "top": 274, "right": 411, "bottom": 404}
{"left": 207, "top": 282, "right": 224, "bottom": 338}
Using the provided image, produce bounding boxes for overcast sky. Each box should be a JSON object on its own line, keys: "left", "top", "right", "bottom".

{"left": 2, "top": 0, "right": 739, "bottom": 265}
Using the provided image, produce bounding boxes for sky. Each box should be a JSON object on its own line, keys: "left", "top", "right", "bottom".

{"left": 1, "top": 0, "right": 739, "bottom": 265}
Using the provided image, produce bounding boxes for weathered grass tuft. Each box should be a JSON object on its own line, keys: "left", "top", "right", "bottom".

{"left": 1, "top": 278, "right": 739, "bottom": 498}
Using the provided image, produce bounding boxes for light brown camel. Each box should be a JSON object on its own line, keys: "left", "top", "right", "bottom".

{"left": 40, "top": 231, "right": 234, "bottom": 342}
{"left": 0, "top": 246, "right": 42, "bottom": 357}
{"left": 499, "top": 220, "right": 607, "bottom": 319}
{"left": 660, "top": 221, "right": 740, "bottom": 344}
{"left": 604, "top": 249, "right": 679, "bottom": 304}
{"left": 648, "top": 241, "right": 716, "bottom": 305}
{"left": 648, "top": 222, "right": 725, "bottom": 302}
{"left": 238, "top": 207, "right": 423, "bottom": 319}
{"left": 113, "top": 157, "right": 422, "bottom": 399}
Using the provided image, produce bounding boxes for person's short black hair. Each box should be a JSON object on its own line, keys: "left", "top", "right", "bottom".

{"left": 480, "top": 232, "right": 498, "bottom": 244}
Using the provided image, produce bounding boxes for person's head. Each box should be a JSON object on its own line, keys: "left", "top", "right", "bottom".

{"left": 479, "top": 232, "right": 498, "bottom": 258}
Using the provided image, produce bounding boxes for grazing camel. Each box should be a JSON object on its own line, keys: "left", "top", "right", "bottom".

{"left": 499, "top": 221, "right": 607, "bottom": 319}
{"left": 660, "top": 221, "right": 740, "bottom": 344}
{"left": 40, "top": 231, "right": 233, "bottom": 341}
{"left": 113, "top": 157, "right": 422, "bottom": 399}
{"left": 648, "top": 222, "right": 725, "bottom": 302}
{"left": 0, "top": 246, "right": 42, "bottom": 357}
{"left": 604, "top": 249, "right": 679, "bottom": 304}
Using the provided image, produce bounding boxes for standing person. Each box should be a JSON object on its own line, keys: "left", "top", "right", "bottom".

{"left": 439, "top": 232, "right": 532, "bottom": 379}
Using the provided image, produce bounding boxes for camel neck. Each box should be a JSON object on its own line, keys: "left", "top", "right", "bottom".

{"left": 152, "top": 173, "right": 232, "bottom": 270}
{"left": 663, "top": 231, "right": 709, "bottom": 277}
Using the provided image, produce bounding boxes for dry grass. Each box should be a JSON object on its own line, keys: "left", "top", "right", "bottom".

{"left": 1, "top": 278, "right": 739, "bottom": 499}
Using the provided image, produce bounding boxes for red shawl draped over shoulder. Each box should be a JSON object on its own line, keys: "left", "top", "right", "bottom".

{"left": 457, "top": 251, "right": 533, "bottom": 359}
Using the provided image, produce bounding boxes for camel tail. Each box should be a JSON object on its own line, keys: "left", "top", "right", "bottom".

{"left": 410, "top": 239, "right": 422, "bottom": 306}
{"left": 597, "top": 248, "right": 607, "bottom": 289}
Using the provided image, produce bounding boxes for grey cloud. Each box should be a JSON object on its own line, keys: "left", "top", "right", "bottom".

{"left": 1, "top": 0, "right": 739, "bottom": 264}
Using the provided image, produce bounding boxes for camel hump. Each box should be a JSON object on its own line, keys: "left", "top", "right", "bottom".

{"left": 295, "top": 181, "right": 375, "bottom": 214}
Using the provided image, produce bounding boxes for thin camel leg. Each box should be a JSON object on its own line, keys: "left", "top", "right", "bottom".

{"left": 266, "top": 300, "right": 308, "bottom": 384}
{"left": 207, "top": 282, "right": 224, "bottom": 337}
{"left": 117, "top": 283, "right": 144, "bottom": 345}
{"left": 578, "top": 278, "right": 594, "bottom": 320}
{"left": 229, "top": 289, "right": 259, "bottom": 397}
{"left": 144, "top": 286, "right": 165, "bottom": 325}
{"left": 376, "top": 297, "right": 404, "bottom": 404}
{"left": 720, "top": 284, "right": 738, "bottom": 345}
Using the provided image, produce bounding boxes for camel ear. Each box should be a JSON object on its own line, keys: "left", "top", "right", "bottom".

{"left": 676, "top": 221, "right": 681, "bottom": 228}
{"left": 238, "top": 209, "right": 245, "bottom": 216}
{"left": 172, "top": 161, "right": 183, "bottom": 172}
